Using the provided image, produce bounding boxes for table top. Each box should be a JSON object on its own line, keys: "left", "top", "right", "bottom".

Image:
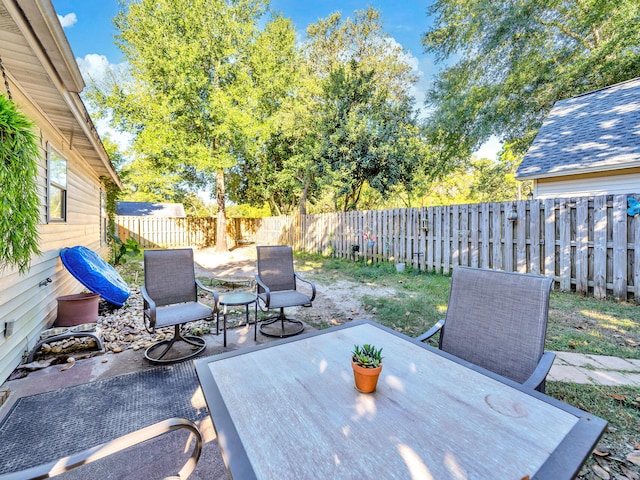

{"left": 218, "top": 291, "right": 257, "bottom": 306}
{"left": 195, "top": 320, "right": 606, "bottom": 480}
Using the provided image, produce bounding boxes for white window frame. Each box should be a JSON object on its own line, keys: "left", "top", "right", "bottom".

{"left": 100, "top": 188, "right": 107, "bottom": 245}
{"left": 47, "top": 146, "right": 67, "bottom": 223}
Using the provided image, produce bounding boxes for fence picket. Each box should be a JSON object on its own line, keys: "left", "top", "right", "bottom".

{"left": 544, "top": 199, "right": 556, "bottom": 280}
{"left": 451, "top": 204, "right": 460, "bottom": 268}
{"left": 529, "top": 200, "right": 540, "bottom": 274}
{"left": 592, "top": 196, "right": 607, "bottom": 299}
{"left": 575, "top": 197, "right": 589, "bottom": 295}
{"left": 516, "top": 201, "right": 527, "bottom": 272}
{"left": 559, "top": 201, "right": 571, "bottom": 291}
{"left": 613, "top": 195, "right": 628, "bottom": 299}
{"left": 470, "top": 204, "right": 479, "bottom": 268}
{"left": 479, "top": 203, "right": 489, "bottom": 268}
{"left": 503, "top": 203, "right": 514, "bottom": 272}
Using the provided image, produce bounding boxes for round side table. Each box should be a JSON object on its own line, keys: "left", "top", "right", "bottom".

{"left": 217, "top": 292, "right": 258, "bottom": 347}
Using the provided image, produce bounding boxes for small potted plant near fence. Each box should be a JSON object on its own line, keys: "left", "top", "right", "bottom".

{"left": 351, "top": 344, "right": 383, "bottom": 393}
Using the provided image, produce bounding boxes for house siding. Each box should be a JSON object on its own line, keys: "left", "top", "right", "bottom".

{"left": 0, "top": 84, "right": 108, "bottom": 384}
{"left": 535, "top": 169, "right": 640, "bottom": 199}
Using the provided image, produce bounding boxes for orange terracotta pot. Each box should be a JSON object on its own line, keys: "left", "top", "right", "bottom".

{"left": 352, "top": 361, "right": 382, "bottom": 393}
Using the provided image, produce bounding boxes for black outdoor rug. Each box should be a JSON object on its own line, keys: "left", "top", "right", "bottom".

{"left": 0, "top": 361, "right": 227, "bottom": 479}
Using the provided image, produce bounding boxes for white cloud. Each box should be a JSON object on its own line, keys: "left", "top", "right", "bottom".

{"left": 57, "top": 13, "right": 77, "bottom": 28}
{"left": 76, "top": 53, "right": 113, "bottom": 81}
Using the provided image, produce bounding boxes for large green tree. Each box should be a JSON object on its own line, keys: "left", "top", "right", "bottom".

{"left": 96, "top": 0, "right": 281, "bottom": 250}
{"left": 423, "top": 0, "right": 640, "bottom": 175}
{"left": 226, "top": 15, "right": 307, "bottom": 216}
{"left": 230, "top": 7, "right": 427, "bottom": 215}
{"left": 319, "top": 60, "right": 424, "bottom": 211}
{"left": 309, "top": 8, "right": 426, "bottom": 212}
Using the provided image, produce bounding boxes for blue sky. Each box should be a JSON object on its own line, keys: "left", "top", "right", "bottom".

{"left": 51, "top": 1, "right": 432, "bottom": 71}
{"left": 50, "top": 0, "right": 500, "bottom": 158}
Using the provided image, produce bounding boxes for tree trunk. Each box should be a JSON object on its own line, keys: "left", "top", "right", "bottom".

{"left": 299, "top": 179, "right": 309, "bottom": 216}
{"left": 215, "top": 169, "right": 228, "bottom": 252}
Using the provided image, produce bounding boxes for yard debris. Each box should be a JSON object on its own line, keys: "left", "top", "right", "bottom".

{"left": 627, "top": 451, "right": 640, "bottom": 466}
{"left": 621, "top": 465, "right": 639, "bottom": 479}
{"left": 20, "top": 359, "right": 54, "bottom": 371}
{"left": 594, "top": 447, "right": 611, "bottom": 457}
{"left": 59, "top": 358, "right": 75, "bottom": 371}
{"left": 592, "top": 463, "right": 610, "bottom": 479}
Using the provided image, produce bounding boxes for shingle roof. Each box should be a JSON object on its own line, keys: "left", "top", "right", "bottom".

{"left": 116, "top": 202, "right": 186, "bottom": 217}
{"left": 516, "top": 77, "right": 640, "bottom": 180}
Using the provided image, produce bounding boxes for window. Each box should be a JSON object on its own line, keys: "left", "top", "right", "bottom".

{"left": 48, "top": 148, "right": 67, "bottom": 222}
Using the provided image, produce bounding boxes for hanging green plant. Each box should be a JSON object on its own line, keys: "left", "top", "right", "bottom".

{"left": 0, "top": 94, "right": 41, "bottom": 274}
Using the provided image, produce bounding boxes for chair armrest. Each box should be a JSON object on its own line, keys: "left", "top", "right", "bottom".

{"left": 294, "top": 272, "right": 316, "bottom": 302}
{"left": 139, "top": 286, "right": 157, "bottom": 332}
{"left": 0, "top": 418, "right": 202, "bottom": 480}
{"left": 196, "top": 279, "right": 219, "bottom": 310}
{"left": 522, "top": 351, "right": 556, "bottom": 391}
{"left": 255, "top": 275, "right": 271, "bottom": 307}
{"left": 415, "top": 319, "right": 445, "bottom": 342}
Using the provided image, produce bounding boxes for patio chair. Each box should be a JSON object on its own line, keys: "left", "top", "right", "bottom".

{"left": 255, "top": 245, "right": 316, "bottom": 338}
{"left": 0, "top": 418, "right": 202, "bottom": 479}
{"left": 417, "top": 266, "right": 555, "bottom": 392}
{"left": 141, "top": 249, "right": 218, "bottom": 364}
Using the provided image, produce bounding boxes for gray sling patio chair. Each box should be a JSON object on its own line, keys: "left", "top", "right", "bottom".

{"left": 255, "top": 245, "right": 316, "bottom": 338}
{"left": 141, "top": 249, "right": 218, "bottom": 364}
{"left": 0, "top": 418, "right": 202, "bottom": 480}
{"left": 417, "top": 266, "right": 555, "bottom": 392}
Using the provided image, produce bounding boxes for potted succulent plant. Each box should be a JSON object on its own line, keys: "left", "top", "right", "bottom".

{"left": 351, "top": 343, "right": 383, "bottom": 393}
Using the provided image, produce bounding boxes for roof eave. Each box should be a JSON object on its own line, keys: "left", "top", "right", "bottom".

{"left": 15, "top": 0, "right": 84, "bottom": 92}
{"left": 516, "top": 161, "right": 640, "bottom": 180}
{"left": 4, "top": 0, "right": 122, "bottom": 188}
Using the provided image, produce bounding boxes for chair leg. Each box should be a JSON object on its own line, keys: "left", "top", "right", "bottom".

{"left": 259, "top": 308, "right": 304, "bottom": 338}
{"left": 144, "top": 324, "right": 206, "bottom": 365}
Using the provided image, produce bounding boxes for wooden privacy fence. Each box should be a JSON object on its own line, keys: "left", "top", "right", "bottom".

{"left": 299, "top": 194, "right": 640, "bottom": 302}
{"left": 115, "top": 194, "right": 640, "bottom": 302}
{"left": 115, "top": 216, "right": 217, "bottom": 248}
{"left": 114, "top": 215, "right": 295, "bottom": 249}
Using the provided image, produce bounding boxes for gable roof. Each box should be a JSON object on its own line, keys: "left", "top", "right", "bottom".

{"left": 116, "top": 202, "right": 186, "bottom": 217}
{"left": 516, "top": 77, "right": 640, "bottom": 180}
{"left": 0, "top": 0, "right": 121, "bottom": 187}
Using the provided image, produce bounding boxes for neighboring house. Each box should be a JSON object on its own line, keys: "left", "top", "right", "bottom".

{"left": 0, "top": 0, "right": 121, "bottom": 384}
{"left": 516, "top": 77, "right": 640, "bottom": 199}
{"left": 117, "top": 202, "right": 186, "bottom": 217}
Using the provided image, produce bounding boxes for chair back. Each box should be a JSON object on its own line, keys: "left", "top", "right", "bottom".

{"left": 441, "top": 266, "right": 553, "bottom": 385}
{"left": 256, "top": 246, "right": 296, "bottom": 292}
{"left": 143, "top": 249, "right": 197, "bottom": 306}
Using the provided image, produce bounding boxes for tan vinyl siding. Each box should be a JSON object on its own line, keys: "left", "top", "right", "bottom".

{"left": 535, "top": 169, "right": 640, "bottom": 199}
{"left": 0, "top": 84, "right": 109, "bottom": 384}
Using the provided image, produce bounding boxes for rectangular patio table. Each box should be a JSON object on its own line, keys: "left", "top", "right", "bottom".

{"left": 195, "top": 320, "right": 607, "bottom": 480}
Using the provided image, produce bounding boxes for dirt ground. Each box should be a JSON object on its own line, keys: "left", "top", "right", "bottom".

{"left": 192, "top": 245, "right": 392, "bottom": 329}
